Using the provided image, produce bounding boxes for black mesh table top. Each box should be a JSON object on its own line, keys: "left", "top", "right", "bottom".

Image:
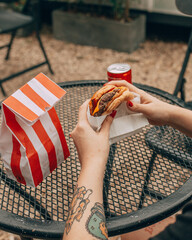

{"left": 0, "top": 80, "right": 192, "bottom": 239}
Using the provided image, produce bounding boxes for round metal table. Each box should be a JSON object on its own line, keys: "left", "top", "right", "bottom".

{"left": 0, "top": 81, "right": 192, "bottom": 239}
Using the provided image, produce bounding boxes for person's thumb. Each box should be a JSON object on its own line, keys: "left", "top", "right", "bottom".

{"left": 126, "top": 101, "right": 145, "bottom": 114}
{"left": 100, "top": 111, "right": 116, "bottom": 135}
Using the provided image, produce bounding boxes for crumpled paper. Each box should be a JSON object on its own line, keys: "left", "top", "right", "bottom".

{"left": 87, "top": 93, "right": 149, "bottom": 144}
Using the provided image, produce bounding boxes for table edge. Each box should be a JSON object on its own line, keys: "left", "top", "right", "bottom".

{"left": 0, "top": 176, "right": 191, "bottom": 238}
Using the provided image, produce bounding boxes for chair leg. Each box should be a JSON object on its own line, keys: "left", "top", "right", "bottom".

{"left": 5, "top": 31, "right": 17, "bottom": 61}
{"left": 0, "top": 83, "right": 6, "bottom": 97}
{"left": 35, "top": 30, "right": 54, "bottom": 74}
{"left": 180, "top": 78, "right": 186, "bottom": 101}
{"left": 103, "top": 144, "right": 117, "bottom": 216}
{"left": 138, "top": 151, "right": 157, "bottom": 209}
{"left": 173, "top": 28, "right": 192, "bottom": 99}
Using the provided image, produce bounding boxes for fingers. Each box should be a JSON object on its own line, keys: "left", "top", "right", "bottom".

{"left": 100, "top": 111, "right": 116, "bottom": 135}
{"left": 78, "top": 99, "right": 90, "bottom": 123}
{"left": 106, "top": 81, "right": 155, "bottom": 105}
{"left": 105, "top": 80, "right": 141, "bottom": 94}
{"left": 127, "top": 101, "right": 149, "bottom": 115}
{"left": 71, "top": 99, "right": 91, "bottom": 139}
{"left": 106, "top": 80, "right": 129, "bottom": 88}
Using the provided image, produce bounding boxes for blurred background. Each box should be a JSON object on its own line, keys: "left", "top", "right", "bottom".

{"left": 0, "top": 0, "right": 192, "bottom": 100}
{"left": 0, "top": 0, "right": 192, "bottom": 238}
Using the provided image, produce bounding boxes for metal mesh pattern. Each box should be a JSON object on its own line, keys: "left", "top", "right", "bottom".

{"left": 0, "top": 82, "right": 192, "bottom": 226}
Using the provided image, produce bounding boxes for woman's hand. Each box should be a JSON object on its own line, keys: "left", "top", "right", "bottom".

{"left": 71, "top": 99, "right": 115, "bottom": 172}
{"left": 106, "top": 80, "right": 174, "bottom": 126}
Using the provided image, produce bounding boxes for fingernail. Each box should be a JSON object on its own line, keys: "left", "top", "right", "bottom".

{"left": 110, "top": 110, "right": 117, "bottom": 118}
{"left": 103, "top": 83, "right": 108, "bottom": 86}
{"left": 128, "top": 101, "right": 133, "bottom": 107}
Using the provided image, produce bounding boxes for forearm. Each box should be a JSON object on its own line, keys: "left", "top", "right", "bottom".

{"left": 167, "top": 105, "right": 192, "bottom": 137}
{"left": 63, "top": 163, "right": 108, "bottom": 240}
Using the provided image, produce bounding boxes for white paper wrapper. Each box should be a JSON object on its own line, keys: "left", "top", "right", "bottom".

{"left": 87, "top": 93, "right": 149, "bottom": 144}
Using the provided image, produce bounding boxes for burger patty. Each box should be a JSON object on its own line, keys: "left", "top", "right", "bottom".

{"left": 95, "top": 89, "right": 120, "bottom": 116}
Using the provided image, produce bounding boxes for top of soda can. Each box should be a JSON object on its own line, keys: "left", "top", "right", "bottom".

{"left": 107, "top": 63, "right": 131, "bottom": 74}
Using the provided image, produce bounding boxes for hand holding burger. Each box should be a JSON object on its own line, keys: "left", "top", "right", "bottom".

{"left": 89, "top": 84, "right": 134, "bottom": 117}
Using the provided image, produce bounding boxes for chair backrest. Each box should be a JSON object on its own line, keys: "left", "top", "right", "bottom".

{"left": 175, "top": 0, "right": 192, "bottom": 15}
{"left": 21, "top": 0, "right": 30, "bottom": 13}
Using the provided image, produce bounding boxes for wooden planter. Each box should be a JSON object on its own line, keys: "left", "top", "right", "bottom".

{"left": 52, "top": 10, "right": 146, "bottom": 53}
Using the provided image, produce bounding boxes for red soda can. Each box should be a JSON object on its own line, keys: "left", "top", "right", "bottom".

{"left": 107, "top": 63, "right": 132, "bottom": 83}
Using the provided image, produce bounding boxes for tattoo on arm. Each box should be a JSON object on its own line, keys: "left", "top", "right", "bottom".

{"left": 65, "top": 184, "right": 93, "bottom": 235}
{"left": 86, "top": 202, "right": 108, "bottom": 240}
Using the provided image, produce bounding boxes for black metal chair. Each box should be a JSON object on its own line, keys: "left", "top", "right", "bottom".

{"left": 141, "top": 0, "right": 192, "bottom": 208}
{"left": 0, "top": 0, "right": 53, "bottom": 96}
{"left": 173, "top": 0, "right": 192, "bottom": 109}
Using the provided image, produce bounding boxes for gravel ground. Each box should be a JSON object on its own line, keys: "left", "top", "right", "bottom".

{"left": 0, "top": 27, "right": 192, "bottom": 102}
{"left": 0, "top": 25, "right": 192, "bottom": 239}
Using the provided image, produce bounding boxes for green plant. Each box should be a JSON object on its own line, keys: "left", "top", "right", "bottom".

{"left": 124, "top": 0, "right": 131, "bottom": 22}
{"left": 110, "top": 0, "right": 131, "bottom": 21}
{"left": 11, "top": 0, "right": 27, "bottom": 12}
{"left": 52, "top": 0, "right": 132, "bottom": 21}
{"left": 65, "top": 0, "right": 82, "bottom": 12}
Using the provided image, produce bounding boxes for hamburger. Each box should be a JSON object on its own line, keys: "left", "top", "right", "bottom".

{"left": 89, "top": 84, "right": 134, "bottom": 117}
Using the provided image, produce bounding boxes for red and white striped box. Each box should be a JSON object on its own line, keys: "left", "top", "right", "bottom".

{"left": 0, "top": 73, "right": 70, "bottom": 187}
